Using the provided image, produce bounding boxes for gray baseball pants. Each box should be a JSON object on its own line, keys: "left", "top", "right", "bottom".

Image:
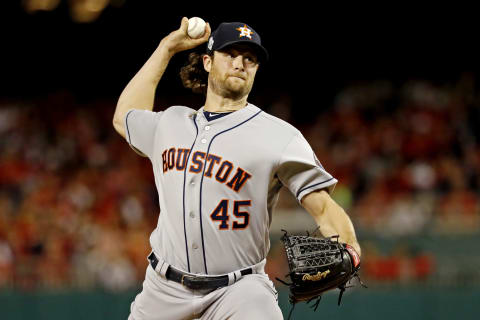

{"left": 128, "top": 263, "right": 284, "bottom": 320}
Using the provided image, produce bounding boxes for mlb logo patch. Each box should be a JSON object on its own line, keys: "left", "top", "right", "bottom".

{"left": 208, "top": 36, "right": 214, "bottom": 50}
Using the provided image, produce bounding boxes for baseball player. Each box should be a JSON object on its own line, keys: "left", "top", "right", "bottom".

{"left": 113, "top": 17, "right": 361, "bottom": 320}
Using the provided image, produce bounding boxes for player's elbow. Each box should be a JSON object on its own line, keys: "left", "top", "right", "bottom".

{"left": 301, "top": 190, "right": 329, "bottom": 217}
{"left": 112, "top": 116, "right": 126, "bottom": 139}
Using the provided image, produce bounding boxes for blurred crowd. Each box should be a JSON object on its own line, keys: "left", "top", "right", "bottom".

{"left": 272, "top": 73, "right": 480, "bottom": 236}
{"left": 1, "top": 74, "right": 480, "bottom": 291}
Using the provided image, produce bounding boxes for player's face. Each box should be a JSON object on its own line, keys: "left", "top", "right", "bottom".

{"left": 205, "top": 45, "right": 259, "bottom": 99}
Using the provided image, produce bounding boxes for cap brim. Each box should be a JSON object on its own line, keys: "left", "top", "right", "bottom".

{"left": 213, "top": 40, "right": 269, "bottom": 63}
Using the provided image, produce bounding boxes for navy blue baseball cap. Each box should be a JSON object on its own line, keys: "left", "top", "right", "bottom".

{"left": 206, "top": 22, "right": 269, "bottom": 63}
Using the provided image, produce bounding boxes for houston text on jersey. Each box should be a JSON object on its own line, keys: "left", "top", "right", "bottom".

{"left": 162, "top": 147, "right": 252, "bottom": 192}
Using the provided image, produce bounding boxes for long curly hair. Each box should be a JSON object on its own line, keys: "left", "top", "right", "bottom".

{"left": 179, "top": 52, "right": 211, "bottom": 95}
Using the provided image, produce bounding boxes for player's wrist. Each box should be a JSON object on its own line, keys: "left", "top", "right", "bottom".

{"left": 349, "top": 242, "right": 361, "bottom": 258}
{"left": 158, "top": 40, "right": 176, "bottom": 58}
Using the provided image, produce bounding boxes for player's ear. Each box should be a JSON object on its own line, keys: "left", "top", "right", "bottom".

{"left": 203, "top": 54, "right": 212, "bottom": 73}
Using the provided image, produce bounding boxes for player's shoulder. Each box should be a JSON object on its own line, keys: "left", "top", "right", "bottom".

{"left": 156, "top": 105, "right": 197, "bottom": 121}
{"left": 163, "top": 105, "right": 196, "bottom": 116}
{"left": 127, "top": 105, "right": 195, "bottom": 117}
{"left": 253, "top": 104, "right": 301, "bottom": 136}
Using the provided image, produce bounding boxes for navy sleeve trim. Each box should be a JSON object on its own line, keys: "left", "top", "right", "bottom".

{"left": 125, "top": 109, "right": 135, "bottom": 145}
{"left": 125, "top": 109, "right": 148, "bottom": 157}
{"left": 296, "top": 177, "right": 335, "bottom": 198}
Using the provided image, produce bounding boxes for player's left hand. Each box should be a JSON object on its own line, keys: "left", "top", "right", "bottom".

{"left": 276, "top": 231, "right": 366, "bottom": 319}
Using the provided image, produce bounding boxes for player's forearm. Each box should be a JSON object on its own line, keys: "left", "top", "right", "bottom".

{"left": 113, "top": 42, "right": 174, "bottom": 138}
{"left": 302, "top": 190, "right": 361, "bottom": 256}
{"left": 114, "top": 17, "right": 211, "bottom": 138}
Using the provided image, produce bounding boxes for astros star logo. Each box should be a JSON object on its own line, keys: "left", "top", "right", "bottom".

{"left": 236, "top": 25, "right": 253, "bottom": 39}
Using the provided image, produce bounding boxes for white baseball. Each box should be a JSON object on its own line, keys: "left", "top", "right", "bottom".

{"left": 187, "top": 17, "right": 206, "bottom": 39}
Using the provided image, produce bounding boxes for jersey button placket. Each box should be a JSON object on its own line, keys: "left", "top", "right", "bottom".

{"left": 200, "top": 119, "right": 210, "bottom": 144}
{"left": 184, "top": 116, "right": 205, "bottom": 273}
{"left": 187, "top": 115, "right": 211, "bottom": 273}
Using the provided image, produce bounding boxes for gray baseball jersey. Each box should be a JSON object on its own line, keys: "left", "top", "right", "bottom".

{"left": 124, "top": 103, "right": 337, "bottom": 275}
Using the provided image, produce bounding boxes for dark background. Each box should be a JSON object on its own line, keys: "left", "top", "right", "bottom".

{"left": 2, "top": 2, "right": 479, "bottom": 122}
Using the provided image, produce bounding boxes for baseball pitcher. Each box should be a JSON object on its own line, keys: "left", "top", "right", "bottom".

{"left": 112, "top": 17, "right": 361, "bottom": 320}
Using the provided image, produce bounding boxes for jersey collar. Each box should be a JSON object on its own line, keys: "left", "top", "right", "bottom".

{"left": 195, "top": 103, "right": 260, "bottom": 126}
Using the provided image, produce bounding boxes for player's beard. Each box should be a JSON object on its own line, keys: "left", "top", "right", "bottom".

{"left": 208, "top": 68, "right": 254, "bottom": 100}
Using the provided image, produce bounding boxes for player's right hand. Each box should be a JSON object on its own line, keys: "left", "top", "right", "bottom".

{"left": 161, "top": 17, "right": 211, "bottom": 56}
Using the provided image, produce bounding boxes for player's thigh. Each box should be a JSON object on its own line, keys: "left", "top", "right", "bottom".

{"left": 128, "top": 264, "right": 195, "bottom": 320}
{"left": 201, "top": 274, "right": 283, "bottom": 320}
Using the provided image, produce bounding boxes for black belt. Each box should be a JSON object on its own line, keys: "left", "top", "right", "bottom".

{"left": 147, "top": 252, "right": 252, "bottom": 290}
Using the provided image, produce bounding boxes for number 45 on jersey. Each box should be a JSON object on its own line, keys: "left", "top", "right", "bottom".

{"left": 210, "top": 199, "right": 250, "bottom": 230}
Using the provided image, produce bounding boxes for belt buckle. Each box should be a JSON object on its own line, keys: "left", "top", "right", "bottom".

{"left": 181, "top": 274, "right": 193, "bottom": 287}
